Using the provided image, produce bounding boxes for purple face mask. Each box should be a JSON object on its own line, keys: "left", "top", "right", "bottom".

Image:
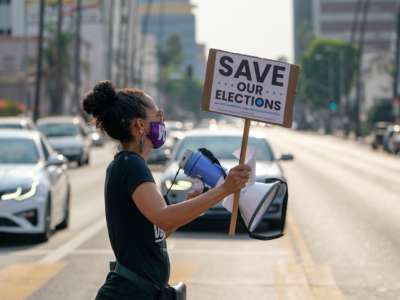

{"left": 148, "top": 122, "right": 166, "bottom": 149}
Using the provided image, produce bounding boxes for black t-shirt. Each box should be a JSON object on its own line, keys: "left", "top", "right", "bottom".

{"left": 104, "top": 150, "right": 170, "bottom": 289}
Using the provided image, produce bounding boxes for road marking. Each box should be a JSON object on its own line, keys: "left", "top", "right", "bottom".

{"left": 39, "top": 218, "right": 106, "bottom": 263}
{"left": 274, "top": 213, "right": 345, "bottom": 299}
{"left": 286, "top": 213, "right": 314, "bottom": 265}
{"left": 0, "top": 262, "right": 64, "bottom": 300}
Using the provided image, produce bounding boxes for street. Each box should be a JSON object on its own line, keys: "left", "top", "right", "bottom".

{"left": 0, "top": 127, "right": 399, "bottom": 300}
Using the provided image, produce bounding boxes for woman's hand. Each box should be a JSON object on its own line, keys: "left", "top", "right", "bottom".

{"left": 221, "top": 164, "right": 251, "bottom": 195}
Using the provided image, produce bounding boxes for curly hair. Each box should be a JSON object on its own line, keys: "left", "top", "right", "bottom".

{"left": 82, "top": 81, "right": 152, "bottom": 143}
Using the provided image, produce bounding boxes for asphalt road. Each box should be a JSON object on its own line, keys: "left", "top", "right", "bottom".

{"left": 0, "top": 127, "right": 399, "bottom": 300}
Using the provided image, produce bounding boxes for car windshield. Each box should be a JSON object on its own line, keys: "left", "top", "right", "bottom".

{"left": 173, "top": 135, "right": 275, "bottom": 161}
{"left": 38, "top": 123, "right": 80, "bottom": 137}
{"left": 0, "top": 123, "right": 23, "bottom": 129}
{"left": 0, "top": 138, "right": 39, "bottom": 164}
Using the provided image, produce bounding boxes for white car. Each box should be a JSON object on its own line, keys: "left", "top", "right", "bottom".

{"left": 0, "top": 130, "right": 70, "bottom": 241}
{"left": 37, "top": 116, "right": 91, "bottom": 166}
{"left": 160, "top": 129, "right": 293, "bottom": 226}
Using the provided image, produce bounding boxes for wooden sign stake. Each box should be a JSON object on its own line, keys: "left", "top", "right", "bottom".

{"left": 228, "top": 118, "right": 251, "bottom": 236}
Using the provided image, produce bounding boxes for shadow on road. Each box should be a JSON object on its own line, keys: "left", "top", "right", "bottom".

{"left": 0, "top": 233, "right": 42, "bottom": 253}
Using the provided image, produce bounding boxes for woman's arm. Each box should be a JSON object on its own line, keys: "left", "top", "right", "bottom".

{"left": 165, "top": 191, "right": 201, "bottom": 237}
{"left": 132, "top": 164, "right": 250, "bottom": 232}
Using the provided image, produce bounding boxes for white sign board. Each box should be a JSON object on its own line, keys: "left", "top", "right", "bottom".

{"left": 202, "top": 49, "right": 299, "bottom": 127}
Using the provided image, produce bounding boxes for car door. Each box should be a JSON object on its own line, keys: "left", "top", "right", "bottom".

{"left": 41, "top": 137, "right": 68, "bottom": 225}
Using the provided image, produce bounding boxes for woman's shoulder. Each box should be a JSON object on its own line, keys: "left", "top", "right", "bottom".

{"left": 113, "top": 151, "right": 151, "bottom": 174}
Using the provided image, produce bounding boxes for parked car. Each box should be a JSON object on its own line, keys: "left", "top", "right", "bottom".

{"left": 383, "top": 124, "right": 400, "bottom": 153}
{"left": 371, "top": 122, "right": 390, "bottom": 150}
{"left": 0, "top": 117, "right": 36, "bottom": 130}
{"left": 387, "top": 124, "right": 400, "bottom": 154}
{"left": 37, "top": 116, "right": 91, "bottom": 166}
{"left": 0, "top": 130, "right": 70, "bottom": 241}
{"left": 160, "top": 130, "right": 293, "bottom": 225}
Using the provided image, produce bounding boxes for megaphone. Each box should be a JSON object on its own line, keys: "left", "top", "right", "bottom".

{"left": 179, "top": 149, "right": 226, "bottom": 188}
{"left": 177, "top": 148, "right": 288, "bottom": 240}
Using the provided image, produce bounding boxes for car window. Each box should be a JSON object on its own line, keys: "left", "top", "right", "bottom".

{"left": 0, "top": 138, "right": 39, "bottom": 164}
{"left": 173, "top": 136, "right": 275, "bottom": 161}
{"left": 38, "top": 123, "right": 80, "bottom": 137}
{"left": 0, "top": 123, "right": 24, "bottom": 129}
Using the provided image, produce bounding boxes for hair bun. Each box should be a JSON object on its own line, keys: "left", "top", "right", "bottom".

{"left": 82, "top": 80, "right": 116, "bottom": 117}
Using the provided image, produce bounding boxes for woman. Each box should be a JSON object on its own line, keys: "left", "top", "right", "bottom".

{"left": 82, "top": 81, "right": 251, "bottom": 300}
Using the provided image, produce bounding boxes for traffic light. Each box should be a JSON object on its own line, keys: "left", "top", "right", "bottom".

{"left": 329, "top": 101, "right": 337, "bottom": 112}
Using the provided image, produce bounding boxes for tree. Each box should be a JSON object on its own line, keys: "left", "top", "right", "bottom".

{"left": 157, "top": 34, "right": 204, "bottom": 120}
{"left": 41, "top": 25, "right": 75, "bottom": 115}
{"left": 41, "top": 25, "right": 89, "bottom": 115}
{"left": 301, "top": 39, "right": 359, "bottom": 110}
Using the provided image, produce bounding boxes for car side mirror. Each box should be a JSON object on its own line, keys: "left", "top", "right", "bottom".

{"left": 279, "top": 153, "right": 294, "bottom": 161}
{"left": 47, "top": 153, "right": 67, "bottom": 166}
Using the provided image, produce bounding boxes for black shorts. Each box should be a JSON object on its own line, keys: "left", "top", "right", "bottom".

{"left": 95, "top": 272, "right": 158, "bottom": 300}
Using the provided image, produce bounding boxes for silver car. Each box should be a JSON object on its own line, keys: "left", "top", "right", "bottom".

{"left": 160, "top": 129, "right": 293, "bottom": 224}
{"left": 37, "top": 116, "right": 91, "bottom": 167}
{"left": 0, "top": 130, "right": 70, "bottom": 241}
{"left": 0, "top": 117, "right": 36, "bottom": 130}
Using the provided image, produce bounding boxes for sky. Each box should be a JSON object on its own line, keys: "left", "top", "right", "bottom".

{"left": 190, "top": 0, "right": 294, "bottom": 63}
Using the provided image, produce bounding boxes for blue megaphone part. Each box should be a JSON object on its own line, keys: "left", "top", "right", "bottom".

{"left": 179, "top": 149, "right": 226, "bottom": 188}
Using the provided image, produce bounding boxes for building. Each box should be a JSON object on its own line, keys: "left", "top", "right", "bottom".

{"left": 293, "top": 0, "right": 399, "bottom": 113}
{"left": 313, "top": 0, "right": 399, "bottom": 53}
{"left": 0, "top": 36, "right": 39, "bottom": 113}
{"left": 0, "top": 0, "right": 112, "bottom": 115}
{"left": 137, "top": 0, "right": 205, "bottom": 80}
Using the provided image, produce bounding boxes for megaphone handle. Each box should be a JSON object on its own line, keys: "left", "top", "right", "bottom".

{"left": 228, "top": 118, "right": 251, "bottom": 236}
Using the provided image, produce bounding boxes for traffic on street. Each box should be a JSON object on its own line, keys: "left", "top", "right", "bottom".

{"left": 0, "top": 120, "right": 399, "bottom": 299}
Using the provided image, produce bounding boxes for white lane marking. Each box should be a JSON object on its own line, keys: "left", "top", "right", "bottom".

{"left": 39, "top": 218, "right": 106, "bottom": 263}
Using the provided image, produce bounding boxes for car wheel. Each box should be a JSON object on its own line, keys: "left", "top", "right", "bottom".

{"left": 36, "top": 197, "right": 52, "bottom": 242}
{"left": 77, "top": 156, "right": 84, "bottom": 167}
{"left": 57, "top": 187, "right": 70, "bottom": 230}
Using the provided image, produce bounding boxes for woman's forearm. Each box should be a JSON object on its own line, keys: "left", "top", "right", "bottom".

{"left": 159, "top": 185, "right": 230, "bottom": 231}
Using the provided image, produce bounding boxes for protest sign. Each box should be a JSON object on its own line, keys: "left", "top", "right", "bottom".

{"left": 202, "top": 49, "right": 299, "bottom": 128}
{"left": 201, "top": 49, "right": 299, "bottom": 236}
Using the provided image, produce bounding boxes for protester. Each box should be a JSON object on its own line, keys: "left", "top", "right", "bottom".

{"left": 82, "top": 81, "right": 251, "bottom": 300}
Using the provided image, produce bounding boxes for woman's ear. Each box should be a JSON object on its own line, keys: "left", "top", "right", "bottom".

{"left": 133, "top": 119, "right": 146, "bottom": 134}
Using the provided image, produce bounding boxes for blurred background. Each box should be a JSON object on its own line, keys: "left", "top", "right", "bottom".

{"left": 0, "top": 1, "right": 400, "bottom": 300}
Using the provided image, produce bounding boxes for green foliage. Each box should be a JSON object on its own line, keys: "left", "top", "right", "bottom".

{"left": 0, "top": 99, "right": 25, "bottom": 116}
{"left": 158, "top": 34, "right": 204, "bottom": 120}
{"left": 42, "top": 24, "right": 76, "bottom": 114}
{"left": 300, "top": 39, "right": 359, "bottom": 109}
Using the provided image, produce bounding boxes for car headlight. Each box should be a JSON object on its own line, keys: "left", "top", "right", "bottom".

{"left": 1, "top": 181, "right": 39, "bottom": 201}
{"left": 165, "top": 180, "right": 192, "bottom": 191}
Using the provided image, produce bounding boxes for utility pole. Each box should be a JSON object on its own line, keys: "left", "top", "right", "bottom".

{"left": 56, "top": 0, "right": 64, "bottom": 115}
{"left": 393, "top": 10, "right": 400, "bottom": 122}
{"left": 23, "top": 0, "right": 30, "bottom": 115}
{"left": 73, "top": 0, "right": 82, "bottom": 115}
{"left": 115, "top": 0, "right": 129, "bottom": 87}
{"left": 106, "top": 0, "right": 115, "bottom": 81}
{"left": 354, "top": 0, "right": 370, "bottom": 137}
{"left": 33, "top": 0, "right": 45, "bottom": 122}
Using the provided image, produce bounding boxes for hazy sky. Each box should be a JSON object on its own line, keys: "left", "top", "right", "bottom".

{"left": 190, "top": 0, "right": 294, "bottom": 63}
